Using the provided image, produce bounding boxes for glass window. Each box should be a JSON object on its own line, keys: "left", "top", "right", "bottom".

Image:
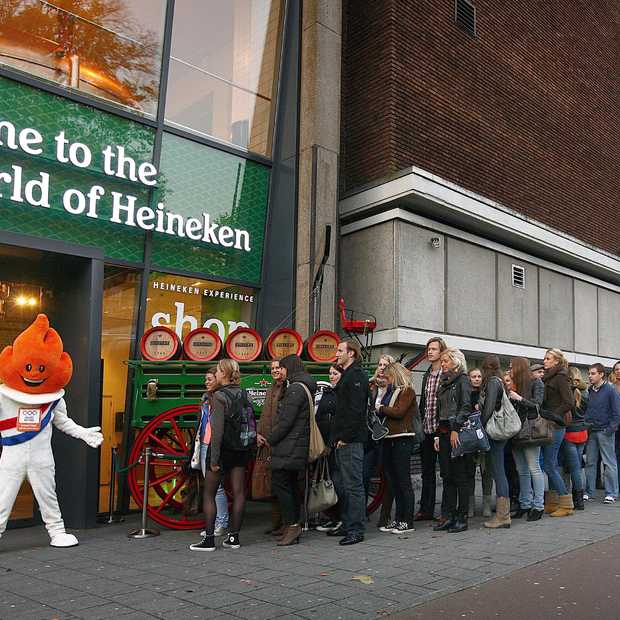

{"left": 99, "top": 266, "right": 141, "bottom": 512}
{"left": 145, "top": 272, "right": 257, "bottom": 343}
{"left": 0, "top": 0, "right": 166, "bottom": 117}
{"left": 166, "top": 0, "right": 284, "bottom": 157}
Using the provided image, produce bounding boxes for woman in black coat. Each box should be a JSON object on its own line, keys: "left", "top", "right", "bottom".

{"left": 266, "top": 355, "right": 316, "bottom": 546}
{"left": 433, "top": 347, "right": 473, "bottom": 533}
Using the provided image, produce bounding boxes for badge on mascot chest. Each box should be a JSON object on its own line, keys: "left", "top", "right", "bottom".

{"left": 17, "top": 407, "right": 42, "bottom": 432}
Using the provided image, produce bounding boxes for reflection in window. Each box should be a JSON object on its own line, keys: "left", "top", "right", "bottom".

{"left": 145, "top": 272, "right": 257, "bottom": 343}
{"left": 100, "top": 266, "right": 141, "bottom": 511}
{"left": 166, "top": 0, "right": 284, "bottom": 157}
{"left": 0, "top": 0, "right": 165, "bottom": 117}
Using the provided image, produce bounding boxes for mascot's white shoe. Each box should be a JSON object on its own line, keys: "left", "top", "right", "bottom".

{"left": 50, "top": 532, "right": 79, "bottom": 548}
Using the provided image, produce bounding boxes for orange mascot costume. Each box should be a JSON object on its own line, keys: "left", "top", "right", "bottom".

{"left": 0, "top": 314, "right": 102, "bottom": 547}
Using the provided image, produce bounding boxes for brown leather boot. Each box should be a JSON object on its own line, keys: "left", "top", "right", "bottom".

{"left": 484, "top": 496, "right": 511, "bottom": 529}
{"left": 550, "top": 494, "right": 574, "bottom": 517}
{"left": 270, "top": 524, "right": 286, "bottom": 537}
{"left": 544, "top": 490, "right": 560, "bottom": 514}
{"left": 276, "top": 524, "right": 302, "bottom": 546}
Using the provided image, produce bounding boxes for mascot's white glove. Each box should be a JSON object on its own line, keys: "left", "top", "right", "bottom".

{"left": 79, "top": 426, "right": 104, "bottom": 448}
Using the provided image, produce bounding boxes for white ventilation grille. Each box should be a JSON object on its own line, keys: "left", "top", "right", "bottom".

{"left": 455, "top": 0, "right": 476, "bottom": 36}
{"left": 512, "top": 264, "right": 526, "bottom": 289}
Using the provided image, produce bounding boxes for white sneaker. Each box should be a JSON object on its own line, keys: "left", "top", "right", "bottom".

{"left": 583, "top": 494, "right": 592, "bottom": 501}
{"left": 603, "top": 496, "right": 616, "bottom": 504}
{"left": 379, "top": 520, "right": 397, "bottom": 533}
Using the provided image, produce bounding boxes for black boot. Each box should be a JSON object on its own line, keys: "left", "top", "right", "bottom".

{"left": 573, "top": 489, "right": 585, "bottom": 511}
{"left": 448, "top": 513, "right": 468, "bottom": 533}
{"left": 512, "top": 507, "right": 530, "bottom": 519}
{"left": 433, "top": 515, "right": 455, "bottom": 532}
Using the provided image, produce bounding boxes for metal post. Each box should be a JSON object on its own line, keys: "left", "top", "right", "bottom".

{"left": 128, "top": 447, "right": 160, "bottom": 538}
{"left": 97, "top": 446, "right": 124, "bottom": 524}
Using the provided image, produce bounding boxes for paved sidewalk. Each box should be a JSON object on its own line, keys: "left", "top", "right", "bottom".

{"left": 1, "top": 499, "right": 620, "bottom": 620}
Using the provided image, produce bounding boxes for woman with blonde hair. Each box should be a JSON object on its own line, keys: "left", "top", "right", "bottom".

{"left": 367, "top": 354, "right": 395, "bottom": 529}
{"left": 433, "top": 348, "right": 474, "bottom": 533}
{"left": 561, "top": 367, "right": 589, "bottom": 510}
{"left": 376, "top": 362, "right": 419, "bottom": 533}
{"left": 190, "top": 359, "right": 250, "bottom": 551}
{"left": 540, "top": 348, "right": 575, "bottom": 517}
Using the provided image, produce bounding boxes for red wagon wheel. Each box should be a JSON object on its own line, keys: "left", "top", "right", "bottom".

{"left": 366, "top": 473, "right": 385, "bottom": 515}
{"left": 128, "top": 404, "right": 204, "bottom": 530}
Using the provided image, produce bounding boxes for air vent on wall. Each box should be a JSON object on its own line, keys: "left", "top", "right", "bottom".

{"left": 455, "top": 0, "right": 476, "bottom": 37}
{"left": 512, "top": 264, "right": 526, "bottom": 289}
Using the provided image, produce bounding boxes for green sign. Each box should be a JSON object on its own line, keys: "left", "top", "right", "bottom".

{"left": 0, "top": 77, "right": 270, "bottom": 282}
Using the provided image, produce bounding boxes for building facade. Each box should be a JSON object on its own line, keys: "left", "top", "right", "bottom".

{"left": 0, "top": 0, "right": 301, "bottom": 529}
{"left": 338, "top": 0, "right": 620, "bottom": 367}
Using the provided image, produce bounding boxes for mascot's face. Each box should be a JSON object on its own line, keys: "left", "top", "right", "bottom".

{"left": 0, "top": 314, "right": 73, "bottom": 394}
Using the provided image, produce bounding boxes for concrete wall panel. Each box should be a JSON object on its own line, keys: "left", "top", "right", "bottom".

{"left": 539, "top": 269, "right": 574, "bottom": 350}
{"left": 446, "top": 238, "right": 496, "bottom": 339}
{"left": 598, "top": 288, "right": 620, "bottom": 358}
{"left": 340, "top": 223, "right": 396, "bottom": 330}
{"left": 397, "top": 222, "right": 445, "bottom": 332}
{"left": 497, "top": 255, "right": 539, "bottom": 345}
{"left": 574, "top": 280, "right": 598, "bottom": 354}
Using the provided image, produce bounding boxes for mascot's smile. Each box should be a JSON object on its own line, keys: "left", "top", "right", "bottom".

{"left": 22, "top": 376, "right": 47, "bottom": 387}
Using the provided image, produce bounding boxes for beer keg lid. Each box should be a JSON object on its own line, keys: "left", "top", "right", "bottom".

{"left": 183, "top": 327, "right": 222, "bottom": 361}
{"left": 265, "top": 328, "right": 303, "bottom": 360}
{"left": 305, "top": 330, "right": 340, "bottom": 363}
{"left": 225, "top": 327, "right": 263, "bottom": 362}
{"left": 141, "top": 326, "right": 180, "bottom": 361}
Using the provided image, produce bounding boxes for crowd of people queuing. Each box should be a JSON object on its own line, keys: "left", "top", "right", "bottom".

{"left": 189, "top": 340, "right": 620, "bottom": 551}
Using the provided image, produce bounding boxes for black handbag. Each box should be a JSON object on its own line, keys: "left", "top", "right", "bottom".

{"left": 451, "top": 412, "right": 490, "bottom": 458}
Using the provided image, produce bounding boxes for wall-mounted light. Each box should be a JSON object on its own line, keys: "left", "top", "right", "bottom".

{"left": 430, "top": 237, "right": 441, "bottom": 249}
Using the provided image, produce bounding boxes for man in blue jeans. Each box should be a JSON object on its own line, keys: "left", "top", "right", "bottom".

{"left": 330, "top": 339, "right": 369, "bottom": 546}
{"left": 584, "top": 363, "right": 620, "bottom": 504}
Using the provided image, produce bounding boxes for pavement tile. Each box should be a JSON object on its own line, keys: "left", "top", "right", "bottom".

{"left": 295, "top": 602, "right": 372, "bottom": 619}
{"left": 72, "top": 579, "right": 143, "bottom": 597}
{"left": 219, "top": 599, "right": 297, "bottom": 619}
{"left": 44, "top": 594, "right": 111, "bottom": 613}
{"left": 71, "top": 602, "right": 139, "bottom": 619}
{"left": 155, "top": 605, "right": 237, "bottom": 620}
{"left": 164, "top": 588, "right": 250, "bottom": 608}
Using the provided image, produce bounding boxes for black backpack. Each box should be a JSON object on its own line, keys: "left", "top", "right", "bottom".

{"left": 220, "top": 387, "right": 257, "bottom": 452}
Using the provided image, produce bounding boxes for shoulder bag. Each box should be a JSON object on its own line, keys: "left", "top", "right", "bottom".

{"left": 451, "top": 412, "right": 490, "bottom": 458}
{"left": 485, "top": 388, "right": 522, "bottom": 441}
{"left": 307, "top": 456, "right": 338, "bottom": 514}
{"left": 512, "top": 404, "right": 553, "bottom": 447}
{"left": 251, "top": 446, "right": 273, "bottom": 500}
{"left": 296, "top": 382, "right": 326, "bottom": 463}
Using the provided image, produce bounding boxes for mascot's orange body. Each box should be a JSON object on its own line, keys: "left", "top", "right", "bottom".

{"left": 0, "top": 314, "right": 102, "bottom": 547}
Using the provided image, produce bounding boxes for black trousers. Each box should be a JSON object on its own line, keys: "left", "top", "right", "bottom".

{"left": 438, "top": 433, "right": 475, "bottom": 518}
{"left": 383, "top": 437, "right": 415, "bottom": 524}
{"left": 271, "top": 468, "right": 301, "bottom": 526}
{"left": 419, "top": 433, "right": 438, "bottom": 514}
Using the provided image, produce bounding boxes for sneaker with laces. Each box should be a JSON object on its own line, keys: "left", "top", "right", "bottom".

{"left": 391, "top": 521, "right": 415, "bottom": 534}
{"left": 222, "top": 532, "right": 240, "bottom": 549}
{"left": 603, "top": 496, "right": 616, "bottom": 504}
{"left": 316, "top": 520, "right": 342, "bottom": 532}
{"left": 189, "top": 535, "right": 215, "bottom": 552}
{"left": 583, "top": 494, "right": 593, "bottom": 502}
{"left": 379, "top": 520, "right": 397, "bottom": 533}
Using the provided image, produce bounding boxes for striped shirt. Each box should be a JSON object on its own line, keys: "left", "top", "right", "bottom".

{"left": 423, "top": 369, "right": 441, "bottom": 434}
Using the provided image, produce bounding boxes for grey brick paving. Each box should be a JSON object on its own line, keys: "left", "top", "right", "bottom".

{"left": 2, "top": 499, "right": 620, "bottom": 619}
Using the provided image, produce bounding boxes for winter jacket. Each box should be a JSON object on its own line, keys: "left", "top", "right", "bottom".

{"left": 332, "top": 362, "right": 369, "bottom": 444}
{"left": 585, "top": 382, "right": 620, "bottom": 433}
{"left": 208, "top": 384, "right": 243, "bottom": 467}
{"left": 315, "top": 386, "right": 337, "bottom": 445}
{"left": 380, "top": 386, "right": 420, "bottom": 437}
{"left": 480, "top": 376, "right": 504, "bottom": 427}
{"left": 512, "top": 379, "right": 544, "bottom": 423}
{"left": 566, "top": 389, "right": 589, "bottom": 434}
{"left": 257, "top": 381, "right": 283, "bottom": 437}
{"left": 268, "top": 371, "right": 315, "bottom": 470}
{"left": 436, "top": 370, "right": 472, "bottom": 432}
{"left": 542, "top": 366, "right": 574, "bottom": 427}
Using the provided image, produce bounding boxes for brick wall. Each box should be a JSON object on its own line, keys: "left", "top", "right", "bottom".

{"left": 341, "top": 0, "right": 620, "bottom": 257}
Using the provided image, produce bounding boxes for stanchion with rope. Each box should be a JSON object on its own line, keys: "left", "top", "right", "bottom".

{"left": 128, "top": 446, "right": 160, "bottom": 539}
{"left": 97, "top": 446, "right": 125, "bottom": 524}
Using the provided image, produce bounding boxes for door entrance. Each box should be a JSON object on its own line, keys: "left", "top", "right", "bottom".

{"left": 0, "top": 243, "right": 102, "bottom": 530}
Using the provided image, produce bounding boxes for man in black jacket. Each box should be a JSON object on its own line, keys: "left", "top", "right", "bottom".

{"left": 331, "top": 339, "right": 369, "bottom": 545}
{"left": 415, "top": 337, "right": 447, "bottom": 521}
